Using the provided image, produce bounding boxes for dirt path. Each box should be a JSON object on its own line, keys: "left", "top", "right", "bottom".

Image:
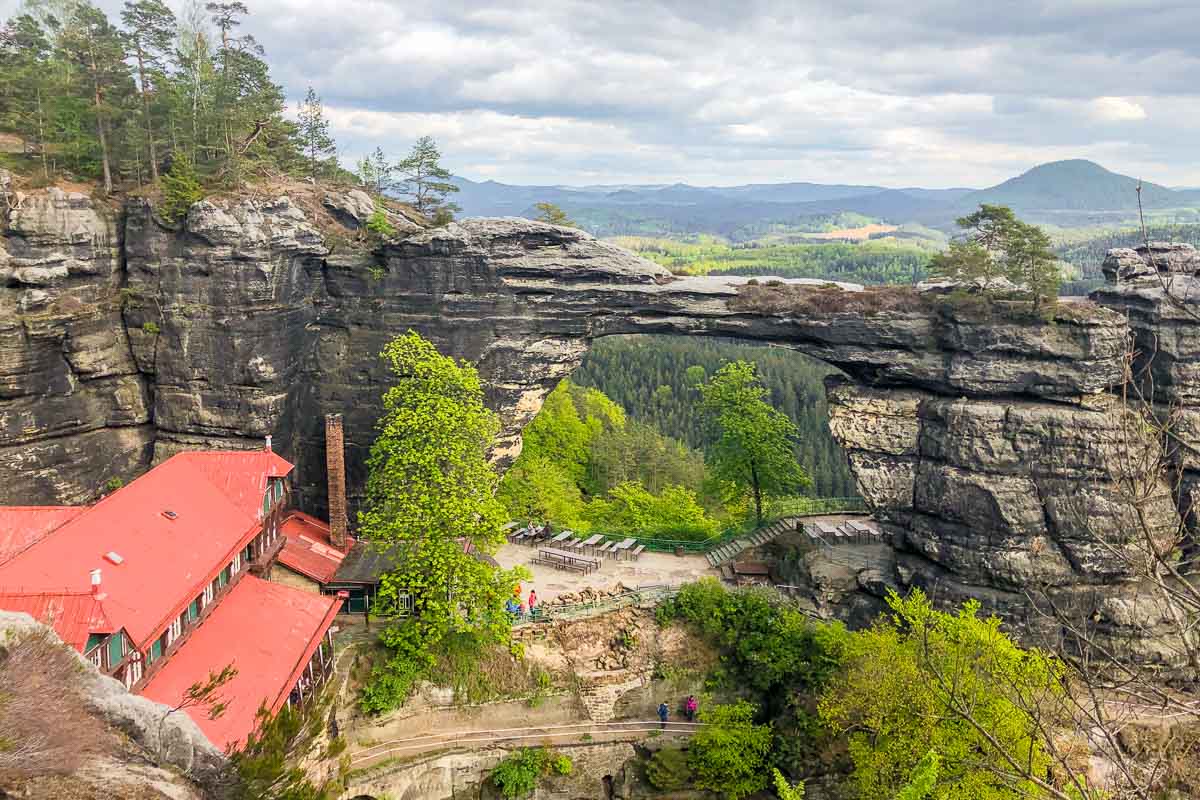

{"left": 349, "top": 719, "right": 701, "bottom": 769}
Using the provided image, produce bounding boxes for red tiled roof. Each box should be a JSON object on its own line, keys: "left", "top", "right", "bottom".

{"left": 0, "top": 507, "right": 86, "bottom": 565}
{"left": 140, "top": 575, "right": 341, "bottom": 750}
{"left": 174, "top": 450, "right": 294, "bottom": 519}
{"left": 0, "top": 450, "right": 293, "bottom": 651}
{"left": 278, "top": 511, "right": 353, "bottom": 584}
{"left": 0, "top": 591, "right": 113, "bottom": 651}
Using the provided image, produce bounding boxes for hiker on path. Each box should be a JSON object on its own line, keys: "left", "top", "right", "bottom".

{"left": 658, "top": 701, "right": 670, "bottom": 729}
{"left": 685, "top": 695, "right": 698, "bottom": 722}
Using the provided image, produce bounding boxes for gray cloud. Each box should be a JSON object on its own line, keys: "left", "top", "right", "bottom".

{"left": 4, "top": 0, "right": 1198, "bottom": 185}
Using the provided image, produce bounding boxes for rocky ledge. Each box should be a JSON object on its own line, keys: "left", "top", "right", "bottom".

{"left": 2, "top": 183, "right": 1196, "bottom": 662}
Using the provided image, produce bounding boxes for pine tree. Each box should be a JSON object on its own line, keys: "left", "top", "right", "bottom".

{"left": 121, "top": 0, "right": 176, "bottom": 181}
{"left": 296, "top": 85, "right": 335, "bottom": 182}
{"left": 356, "top": 146, "right": 393, "bottom": 194}
{"left": 0, "top": 15, "right": 52, "bottom": 179}
{"left": 57, "top": 2, "right": 133, "bottom": 194}
{"left": 395, "top": 135, "right": 459, "bottom": 219}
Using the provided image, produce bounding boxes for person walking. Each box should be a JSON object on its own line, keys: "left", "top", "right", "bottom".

{"left": 657, "top": 701, "right": 670, "bottom": 730}
{"left": 527, "top": 589, "right": 538, "bottom": 614}
{"left": 685, "top": 695, "right": 698, "bottom": 722}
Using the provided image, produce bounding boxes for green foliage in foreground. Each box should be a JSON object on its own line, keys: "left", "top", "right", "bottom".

{"left": 358, "top": 331, "right": 526, "bottom": 713}
{"left": 773, "top": 767, "right": 806, "bottom": 800}
{"left": 688, "top": 701, "right": 774, "bottom": 800}
{"left": 489, "top": 748, "right": 572, "bottom": 799}
{"left": 819, "top": 590, "right": 1073, "bottom": 800}
{"left": 230, "top": 689, "right": 347, "bottom": 799}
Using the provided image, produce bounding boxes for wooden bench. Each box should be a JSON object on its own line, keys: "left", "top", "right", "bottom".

{"left": 630, "top": 544, "right": 646, "bottom": 560}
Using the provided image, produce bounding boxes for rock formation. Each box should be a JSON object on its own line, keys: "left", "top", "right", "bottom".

{"left": 2, "top": 181, "right": 1196, "bottom": 660}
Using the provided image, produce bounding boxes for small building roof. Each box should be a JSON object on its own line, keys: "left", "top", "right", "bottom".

{"left": 140, "top": 575, "right": 341, "bottom": 750}
{"left": 277, "top": 511, "right": 353, "bottom": 584}
{"left": 0, "top": 507, "right": 86, "bottom": 565}
{"left": 329, "top": 537, "right": 494, "bottom": 586}
{"left": 0, "top": 591, "right": 114, "bottom": 651}
{"left": 0, "top": 449, "right": 293, "bottom": 650}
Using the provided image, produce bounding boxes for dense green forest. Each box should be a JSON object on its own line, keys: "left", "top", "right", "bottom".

{"left": 0, "top": 0, "right": 331, "bottom": 191}
{"left": 573, "top": 336, "right": 857, "bottom": 498}
{"left": 611, "top": 235, "right": 938, "bottom": 284}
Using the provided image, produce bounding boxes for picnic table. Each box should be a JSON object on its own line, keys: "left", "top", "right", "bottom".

{"left": 612, "top": 538, "right": 637, "bottom": 559}
{"left": 550, "top": 531, "right": 573, "bottom": 544}
{"left": 535, "top": 547, "right": 601, "bottom": 575}
{"left": 580, "top": 534, "right": 603, "bottom": 551}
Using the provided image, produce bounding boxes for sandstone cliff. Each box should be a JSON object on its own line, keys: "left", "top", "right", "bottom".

{"left": 2, "top": 180, "right": 1196, "bottom": 661}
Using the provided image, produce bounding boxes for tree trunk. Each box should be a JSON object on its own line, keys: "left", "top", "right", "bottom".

{"left": 136, "top": 49, "right": 159, "bottom": 182}
{"left": 35, "top": 87, "right": 48, "bottom": 181}
{"left": 89, "top": 52, "right": 113, "bottom": 195}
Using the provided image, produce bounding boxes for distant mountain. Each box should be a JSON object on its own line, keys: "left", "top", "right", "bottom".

{"left": 449, "top": 160, "right": 1200, "bottom": 237}
{"left": 959, "top": 159, "right": 1186, "bottom": 213}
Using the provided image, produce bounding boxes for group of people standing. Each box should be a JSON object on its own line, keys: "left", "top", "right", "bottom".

{"left": 658, "top": 695, "right": 699, "bottom": 727}
{"left": 505, "top": 584, "right": 539, "bottom": 620}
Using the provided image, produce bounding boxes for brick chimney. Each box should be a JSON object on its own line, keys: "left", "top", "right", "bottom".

{"left": 325, "top": 414, "right": 349, "bottom": 550}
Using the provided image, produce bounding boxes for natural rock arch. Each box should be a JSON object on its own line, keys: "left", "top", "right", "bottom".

{"left": 3, "top": 189, "right": 1194, "bottom": 658}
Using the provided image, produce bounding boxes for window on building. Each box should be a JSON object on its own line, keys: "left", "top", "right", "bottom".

{"left": 148, "top": 637, "right": 162, "bottom": 664}
{"left": 242, "top": 543, "right": 254, "bottom": 563}
{"left": 262, "top": 491, "right": 271, "bottom": 517}
{"left": 220, "top": 564, "right": 232, "bottom": 586}
{"left": 189, "top": 596, "right": 201, "bottom": 620}
{"left": 86, "top": 633, "right": 105, "bottom": 653}
{"left": 107, "top": 633, "right": 123, "bottom": 667}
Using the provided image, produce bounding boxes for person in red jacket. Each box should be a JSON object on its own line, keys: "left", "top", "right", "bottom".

{"left": 527, "top": 589, "right": 538, "bottom": 614}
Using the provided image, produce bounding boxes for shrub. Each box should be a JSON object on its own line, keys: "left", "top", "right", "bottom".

{"left": 141, "top": 321, "right": 160, "bottom": 335}
{"left": 646, "top": 746, "right": 692, "bottom": 790}
{"left": 688, "top": 701, "right": 773, "bottom": 800}
{"left": 104, "top": 477, "right": 124, "bottom": 493}
{"left": 490, "top": 748, "right": 569, "bottom": 798}
{"left": 365, "top": 204, "right": 396, "bottom": 238}
{"left": 160, "top": 154, "right": 204, "bottom": 225}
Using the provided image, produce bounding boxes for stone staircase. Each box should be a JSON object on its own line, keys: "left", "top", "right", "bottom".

{"left": 705, "top": 517, "right": 799, "bottom": 568}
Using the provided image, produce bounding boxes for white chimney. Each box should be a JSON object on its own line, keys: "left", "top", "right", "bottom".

{"left": 265, "top": 435, "right": 273, "bottom": 452}
{"left": 90, "top": 568, "right": 102, "bottom": 596}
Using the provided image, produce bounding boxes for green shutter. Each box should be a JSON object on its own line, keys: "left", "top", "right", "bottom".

{"left": 149, "top": 638, "right": 162, "bottom": 662}
{"left": 86, "top": 633, "right": 105, "bottom": 652}
{"left": 107, "top": 633, "right": 123, "bottom": 666}
{"left": 189, "top": 598, "right": 201, "bottom": 620}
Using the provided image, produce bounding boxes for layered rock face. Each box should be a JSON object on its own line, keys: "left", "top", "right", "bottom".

{"left": 2, "top": 185, "right": 1195, "bottom": 658}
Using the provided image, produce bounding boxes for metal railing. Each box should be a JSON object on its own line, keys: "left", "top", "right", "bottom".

{"left": 552, "top": 495, "right": 868, "bottom": 555}
{"left": 514, "top": 583, "right": 681, "bottom": 626}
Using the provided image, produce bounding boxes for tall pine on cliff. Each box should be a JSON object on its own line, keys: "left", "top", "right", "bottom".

{"left": 0, "top": 0, "right": 310, "bottom": 189}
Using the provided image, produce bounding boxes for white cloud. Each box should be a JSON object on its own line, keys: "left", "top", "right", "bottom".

{"left": 1089, "top": 96, "right": 1148, "bottom": 122}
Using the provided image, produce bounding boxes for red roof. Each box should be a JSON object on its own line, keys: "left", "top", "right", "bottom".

{"left": 0, "top": 507, "right": 86, "bottom": 565}
{"left": 278, "top": 511, "right": 353, "bottom": 584}
{"left": 0, "top": 450, "right": 293, "bottom": 650}
{"left": 140, "top": 575, "right": 341, "bottom": 749}
{"left": 0, "top": 591, "right": 113, "bottom": 651}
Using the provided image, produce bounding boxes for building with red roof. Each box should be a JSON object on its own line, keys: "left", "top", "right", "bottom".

{"left": 0, "top": 442, "right": 342, "bottom": 748}
{"left": 142, "top": 575, "right": 340, "bottom": 749}
{"left": 273, "top": 510, "right": 354, "bottom": 590}
{"left": 0, "top": 506, "right": 85, "bottom": 565}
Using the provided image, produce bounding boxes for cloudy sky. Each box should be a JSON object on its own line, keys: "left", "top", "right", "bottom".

{"left": 6, "top": 0, "right": 1199, "bottom": 187}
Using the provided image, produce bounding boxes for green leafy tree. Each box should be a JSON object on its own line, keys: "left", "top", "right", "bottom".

{"left": 896, "top": 750, "right": 940, "bottom": 800}
{"left": 364, "top": 203, "right": 396, "bottom": 238}
{"left": 818, "top": 590, "right": 1083, "bottom": 800}
{"left": 533, "top": 201, "right": 576, "bottom": 228}
{"left": 489, "top": 748, "right": 569, "bottom": 799}
{"left": 688, "top": 701, "right": 773, "bottom": 800}
{"left": 699, "top": 360, "right": 810, "bottom": 526}
{"left": 359, "top": 331, "right": 526, "bottom": 712}
{"left": 396, "top": 135, "right": 459, "bottom": 218}
{"left": 582, "top": 481, "right": 717, "bottom": 539}
{"left": 120, "top": 0, "right": 176, "bottom": 181}
{"left": 229, "top": 688, "right": 348, "bottom": 799}
{"left": 160, "top": 152, "right": 204, "bottom": 223}
{"left": 296, "top": 85, "right": 335, "bottom": 181}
